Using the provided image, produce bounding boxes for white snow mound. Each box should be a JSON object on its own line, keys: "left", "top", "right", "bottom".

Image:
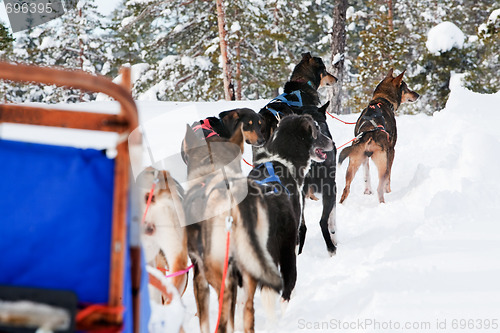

{"left": 426, "top": 21, "right": 465, "bottom": 55}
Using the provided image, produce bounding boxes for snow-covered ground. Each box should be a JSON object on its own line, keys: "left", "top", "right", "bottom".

{"left": 2, "top": 74, "right": 499, "bottom": 332}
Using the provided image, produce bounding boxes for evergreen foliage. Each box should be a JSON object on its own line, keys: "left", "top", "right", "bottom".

{"left": 0, "top": 0, "right": 497, "bottom": 111}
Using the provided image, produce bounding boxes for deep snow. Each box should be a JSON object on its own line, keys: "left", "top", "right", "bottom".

{"left": 1, "top": 74, "right": 500, "bottom": 332}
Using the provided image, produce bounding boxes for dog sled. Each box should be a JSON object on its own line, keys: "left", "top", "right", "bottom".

{"left": 0, "top": 62, "right": 170, "bottom": 332}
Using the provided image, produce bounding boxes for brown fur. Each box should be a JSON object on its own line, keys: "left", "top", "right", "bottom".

{"left": 339, "top": 69, "right": 419, "bottom": 203}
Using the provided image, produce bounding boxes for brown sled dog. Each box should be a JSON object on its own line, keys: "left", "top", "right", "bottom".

{"left": 339, "top": 69, "right": 419, "bottom": 203}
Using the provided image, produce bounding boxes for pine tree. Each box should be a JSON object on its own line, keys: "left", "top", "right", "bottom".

{"left": 346, "top": 0, "right": 408, "bottom": 113}
{"left": 0, "top": 21, "right": 15, "bottom": 102}
{"left": 464, "top": 7, "right": 500, "bottom": 94}
{"left": 0, "top": 21, "right": 14, "bottom": 60}
{"left": 34, "top": 0, "right": 108, "bottom": 102}
{"left": 107, "top": 0, "right": 334, "bottom": 102}
{"left": 6, "top": 28, "right": 49, "bottom": 103}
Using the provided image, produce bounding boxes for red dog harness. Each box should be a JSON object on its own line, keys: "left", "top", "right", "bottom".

{"left": 192, "top": 119, "right": 219, "bottom": 138}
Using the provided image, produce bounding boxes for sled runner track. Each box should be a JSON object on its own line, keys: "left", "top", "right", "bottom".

{"left": 0, "top": 62, "right": 143, "bottom": 332}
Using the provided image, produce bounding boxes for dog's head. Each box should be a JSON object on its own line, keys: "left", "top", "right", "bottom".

{"left": 139, "top": 169, "right": 183, "bottom": 261}
{"left": 297, "top": 101, "right": 333, "bottom": 152}
{"left": 268, "top": 114, "right": 333, "bottom": 163}
{"left": 183, "top": 123, "right": 244, "bottom": 179}
{"left": 219, "top": 108, "right": 265, "bottom": 147}
{"left": 290, "top": 52, "right": 337, "bottom": 89}
{"left": 373, "top": 69, "right": 420, "bottom": 109}
{"left": 306, "top": 120, "right": 334, "bottom": 163}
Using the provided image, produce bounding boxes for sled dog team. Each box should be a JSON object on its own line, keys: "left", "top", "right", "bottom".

{"left": 141, "top": 52, "right": 419, "bottom": 332}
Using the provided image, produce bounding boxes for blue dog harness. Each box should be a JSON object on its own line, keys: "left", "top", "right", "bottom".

{"left": 254, "top": 162, "right": 291, "bottom": 197}
{"left": 265, "top": 90, "right": 304, "bottom": 120}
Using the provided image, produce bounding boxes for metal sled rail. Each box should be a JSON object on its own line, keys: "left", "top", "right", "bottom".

{"left": 0, "top": 61, "right": 141, "bottom": 332}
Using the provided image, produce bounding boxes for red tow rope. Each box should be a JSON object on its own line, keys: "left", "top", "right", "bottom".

{"left": 326, "top": 112, "right": 357, "bottom": 125}
{"left": 243, "top": 158, "right": 254, "bottom": 167}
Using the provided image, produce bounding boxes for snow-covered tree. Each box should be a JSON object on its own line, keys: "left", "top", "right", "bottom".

{"left": 465, "top": 8, "right": 500, "bottom": 94}
{"left": 107, "top": 0, "right": 335, "bottom": 102}
{"left": 0, "top": 21, "right": 14, "bottom": 60}
{"left": 345, "top": 0, "right": 408, "bottom": 113}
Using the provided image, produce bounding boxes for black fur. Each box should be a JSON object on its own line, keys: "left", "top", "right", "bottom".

{"left": 249, "top": 114, "right": 333, "bottom": 301}
{"left": 256, "top": 52, "right": 339, "bottom": 256}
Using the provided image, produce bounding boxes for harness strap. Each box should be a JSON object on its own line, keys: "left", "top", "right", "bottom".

{"left": 265, "top": 106, "right": 282, "bottom": 122}
{"left": 270, "top": 90, "right": 303, "bottom": 107}
{"left": 265, "top": 90, "right": 304, "bottom": 122}
{"left": 192, "top": 119, "right": 219, "bottom": 138}
{"left": 356, "top": 124, "right": 390, "bottom": 142}
{"left": 254, "top": 162, "right": 291, "bottom": 196}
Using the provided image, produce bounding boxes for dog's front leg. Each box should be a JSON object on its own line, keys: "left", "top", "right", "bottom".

{"left": 193, "top": 265, "right": 211, "bottom": 333}
{"left": 216, "top": 262, "right": 236, "bottom": 333}
{"left": 242, "top": 273, "right": 258, "bottom": 333}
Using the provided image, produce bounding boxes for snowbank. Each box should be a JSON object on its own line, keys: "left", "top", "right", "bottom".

{"left": 426, "top": 22, "right": 465, "bottom": 55}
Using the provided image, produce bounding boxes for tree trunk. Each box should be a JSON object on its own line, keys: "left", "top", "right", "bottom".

{"left": 387, "top": 0, "right": 394, "bottom": 31}
{"left": 215, "top": 0, "right": 233, "bottom": 101}
{"left": 329, "top": 0, "right": 347, "bottom": 114}
{"left": 235, "top": 40, "right": 242, "bottom": 100}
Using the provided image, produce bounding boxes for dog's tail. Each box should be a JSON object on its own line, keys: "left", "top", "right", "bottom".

{"left": 232, "top": 185, "right": 282, "bottom": 292}
{"left": 338, "top": 145, "right": 354, "bottom": 165}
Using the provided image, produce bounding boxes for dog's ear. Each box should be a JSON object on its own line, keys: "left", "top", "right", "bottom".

{"left": 301, "top": 116, "right": 317, "bottom": 140}
{"left": 220, "top": 110, "right": 240, "bottom": 132}
{"left": 301, "top": 52, "right": 312, "bottom": 61}
{"left": 393, "top": 70, "right": 406, "bottom": 87}
{"left": 229, "top": 123, "right": 244, "bottom": 153}
{"left": 385, "top": 68, "right": 394, "bottom": 79}
{"left": 318, "top": 101, "right": 330, "bottom": 115}
{"left": 183, "top": 124, "right": 201, "bottom": 151}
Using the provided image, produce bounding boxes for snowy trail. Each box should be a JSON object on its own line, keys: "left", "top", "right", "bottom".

{"left": 2, "top": 75, "right": 499, "bottom": 332}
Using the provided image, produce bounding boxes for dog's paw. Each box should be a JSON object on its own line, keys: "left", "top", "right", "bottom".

{"left": 364, "top": 188, "right": 373, "bottom": 195}
{"left": 280, "top": 298, "right": 289, "bottom": 315}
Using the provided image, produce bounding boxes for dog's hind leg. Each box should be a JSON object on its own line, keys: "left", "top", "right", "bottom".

{"left": 372, "top": 151, "right": 389, "bottom": 203}
{"left": 340, "top": 154, "right": 363, "bottom": 203}
{"left": 242, "top": 273, "right": 258, "bottom": 333}
{"left": 363, "top": 158, "right": 373, "bottom": 195}
{"left": 193, "top": 265, "right": 211, "bottom": 333}
{"left": 385, "top": 147, "right": 395, "bottom": 193}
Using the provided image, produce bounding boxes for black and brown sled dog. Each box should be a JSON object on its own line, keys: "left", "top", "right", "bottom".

{"left": 257, "top": 52, "right": 339, "bottom": 255}
{"left": 249, "top": 114, "right": 334, "bottom": 308}
{"left": 181, "top": 108, "right": 264, "bottom": 163}
{"left": 183, "top": 125, "right": 281, "bottom": 333}
{"left": 339, "top": 69, "right": 419, "bottom": 203}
